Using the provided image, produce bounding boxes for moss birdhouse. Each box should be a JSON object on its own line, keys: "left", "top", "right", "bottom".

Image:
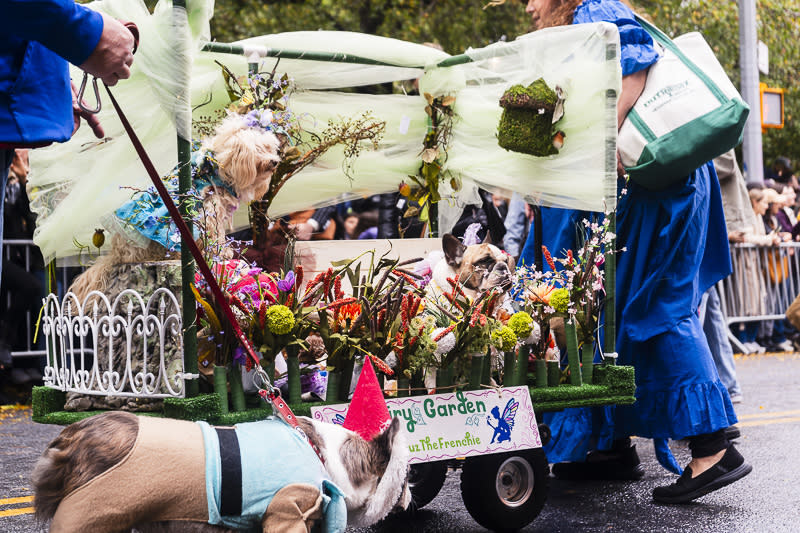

{"left": 497, "top": 78, "right": 565, "bottom": 157}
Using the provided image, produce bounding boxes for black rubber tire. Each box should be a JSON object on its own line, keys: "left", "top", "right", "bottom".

{"left": 460, "top": 449, "right": 549, "bottom": 532}
{"left": 407, "top": 460, "right": 449, "bottom": 510}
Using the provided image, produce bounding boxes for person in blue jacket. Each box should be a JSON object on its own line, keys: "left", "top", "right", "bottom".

{"left": 521, "top": 0, "right": 751, "bottom": 504}
{"left": 0, "top": 0, "right": 136, "bottom": 281}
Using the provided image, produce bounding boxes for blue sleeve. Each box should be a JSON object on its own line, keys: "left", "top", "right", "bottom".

{"left": 0, "top": 0, "right": 104, "bottom": 66}
{"left": 573, "top": 0, "right": 659, "bottom": 76}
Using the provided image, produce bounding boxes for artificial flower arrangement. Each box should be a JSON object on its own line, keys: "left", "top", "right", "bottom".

{"left": 313, "top": 250, "right": 432, "bottom": 401}
{"left": 511, "top": 213, "right": 619, "bottom": 385}
{"left": 418, "top": 274, "right": 510, "bottom": 391}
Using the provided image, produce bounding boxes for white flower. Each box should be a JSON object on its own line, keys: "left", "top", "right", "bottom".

{"left": 432, "top": 327, "right": 456, "bottom": 356}
{"left": 523, "top": 321, "right": 541, "bottom": 345}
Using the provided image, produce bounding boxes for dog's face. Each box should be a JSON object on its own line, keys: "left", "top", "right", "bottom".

{"left": 299, "top": 416, "right": 410, "bottom": 527}
{"left": 205, "top": 114, "right": 281, "bottom": 204}
{"left": 442, "top": 233, "right": 515, "bottom": 293}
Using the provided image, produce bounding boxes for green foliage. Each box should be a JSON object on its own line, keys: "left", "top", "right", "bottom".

{"left": 209, "top": 0, "right": 529, "bottom": 56}
{"left": 633, "top": 0, "right": 800, "bottom": 171}
{"left": 497, "top": 78, "right": 561, "bottom": 156}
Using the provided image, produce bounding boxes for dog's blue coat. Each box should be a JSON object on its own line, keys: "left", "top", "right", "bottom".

{"left": 114, "top": 143, "right": 237, "bottom": 251}
{"left": 197, "top": 417, "right": 347, "bottom": 533}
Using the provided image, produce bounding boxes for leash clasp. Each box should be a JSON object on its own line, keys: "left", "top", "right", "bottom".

{"left": 77, "top": 74, "right": 102, "bottom": 114}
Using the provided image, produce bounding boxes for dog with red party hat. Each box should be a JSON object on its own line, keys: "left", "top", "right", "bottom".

{"left": 32, "top": 358, "right": 410, "bottom": 533}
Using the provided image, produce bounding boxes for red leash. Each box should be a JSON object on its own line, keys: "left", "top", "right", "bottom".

{"left": 104, "top": 85, "right": 262, "bottom": 371}
{"left": 104, "top": 85, "right": 325, "bottom": 462}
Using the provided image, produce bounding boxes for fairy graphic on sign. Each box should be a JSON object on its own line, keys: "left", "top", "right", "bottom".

{"left": 487, "top": 398, "right": 519, "bottom": 444}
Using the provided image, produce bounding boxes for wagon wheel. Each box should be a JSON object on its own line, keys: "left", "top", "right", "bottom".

{"left": 460, "top": 449, "right": 549, "bottom": 532}
{"left": 407, "top": 460, "right": 449, "bottom": 511}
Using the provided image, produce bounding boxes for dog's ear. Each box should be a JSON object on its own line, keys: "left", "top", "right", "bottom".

{"left": 482, "top": 230, "right": 493, "bottom": 245}
{"left": 354, "top": 417, "right": 409, "bottom": 526}
{"left": 442, "top": 233, "right": 466, "bottom": 268}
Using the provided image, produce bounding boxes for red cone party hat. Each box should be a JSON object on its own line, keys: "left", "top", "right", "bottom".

{"left": 343, "top": 358, "right": 391, "bottom": 440}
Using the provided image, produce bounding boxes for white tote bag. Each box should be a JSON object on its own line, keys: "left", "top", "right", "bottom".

{"left": 618, "top": 16, "right": 749, "bottom": 189}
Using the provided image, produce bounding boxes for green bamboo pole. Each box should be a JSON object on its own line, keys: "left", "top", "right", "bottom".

{"left": 200, "top": 42, "right": 477, "bottom": 70}
{"left": 286, "top": 346, "right": 302, "bottom": 404}
{"left": 564, "top": 320, "right": 583, "bottom": 386}
{"left": 604, "top": 213, "right": 617, "bottom": 361}
{"left": 229, "top": 365, "right": 246, "bottom": 412}
{"left": 535, "top": 359, "right": 547, "bottom": 388}
{"left": 546, "top": 360, "right": 560, "bottom": 387}
{"left": 213, "top": 365, "right": 229, "bottom": 414}
{"left": 468, "top": 355, "right": 484, "bottom": 391}
{"left": 517, "top": 344, "right": 530, "bottom": 387}
{"left": 503, "top": 351, "right": 516, "bottom": 386}
{"left": 175, "top": 0, "right": 198, "bottom": 397}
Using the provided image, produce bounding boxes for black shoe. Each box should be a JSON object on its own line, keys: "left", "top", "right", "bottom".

{"left": 552, "top": 444, "right": 645, "bottom": 481}
{"left": 724, "top": 425, "right": 741, "bottom": 441}
{"left": 652, "top": 445, "right": 752, "bottom": 504}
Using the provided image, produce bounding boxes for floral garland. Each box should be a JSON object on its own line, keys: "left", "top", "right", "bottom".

{"left": 399, "top": 92, "right": 458, "bottom": 229}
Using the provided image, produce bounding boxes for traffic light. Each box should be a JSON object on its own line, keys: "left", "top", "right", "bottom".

{"left": 760, "top": 82, "right": 784, "bottom": 130}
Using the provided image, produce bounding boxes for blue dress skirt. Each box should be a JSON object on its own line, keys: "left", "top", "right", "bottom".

{"left": 613, "top": 163, "right": 738, "bottom": 440}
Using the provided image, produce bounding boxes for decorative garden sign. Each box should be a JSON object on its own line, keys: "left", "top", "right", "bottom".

{"left": 312, "top": 386, "right": 541, "bottom": 464}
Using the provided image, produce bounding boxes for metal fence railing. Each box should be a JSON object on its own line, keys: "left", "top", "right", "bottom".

{"left": 41, "top": 288, "right": 189, "bottom": 399}
{"left": 717, "top": 242, "right": 800, "bottom": 353}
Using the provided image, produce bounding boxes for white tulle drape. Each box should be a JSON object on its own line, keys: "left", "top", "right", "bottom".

{"left": 28, "top": 0, "right": 620, "bottom": 262}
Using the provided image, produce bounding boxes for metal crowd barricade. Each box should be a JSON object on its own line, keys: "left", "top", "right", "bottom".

{"left": 2, "top": 238, "right": 74, "bottom": 359}
{"left": 716, "top": 242, "right": 800, "bottom": 353}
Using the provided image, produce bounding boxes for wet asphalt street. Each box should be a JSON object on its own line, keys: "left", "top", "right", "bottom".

{"left": 2, "top": 352, "right": 799, "bottom": 532}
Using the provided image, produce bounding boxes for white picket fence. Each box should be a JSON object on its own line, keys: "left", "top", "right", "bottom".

{"left": 40, "top": 288, "right": 191, "bottom": 398}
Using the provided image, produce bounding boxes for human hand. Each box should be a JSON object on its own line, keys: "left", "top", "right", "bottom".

{"left": 9, "top": 149, "right": 29, "bottom": 183}
{"left": 728, "top": 231, "right": 745, "bottom": 244}
{"left": 616, "top": 151, "right": 626, "bottom": 178}
{"left": 78, "top": 14, "right": 135, "bottom": 86}
{"left": 71, "top": 81, "right": 104, "bottom": 138}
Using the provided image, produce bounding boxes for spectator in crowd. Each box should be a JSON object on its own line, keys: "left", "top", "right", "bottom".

{"left": 717, "top": 152, "right": 774, "bottom": 356}
{"left": 450, "top": 188, "right": 507, "bottom": 245}
{"left": 503, "top": 193, "right": 534, "bottom": 263}
{"left": 1, "top": 149, "right": 45, "bottom": 385}
{"left": 736, "top": 187, "right": 784, "bottom": 353}
{"left": 1, "top": 0, "right": 136, "bottom": 284}
{"left": 771, "top": 183, "right": 800, "bottom": 240}
{"left": 377, "top": 192, "right": 426, "bottom": 239}
{"left": 764, "top": 156, "right": 798, "bottom": 191}
{"left": 342, "top": 209, "right": 379, "bottom": 240}
{"left": 756, "top": 187, "right": 797, "bottom": 352}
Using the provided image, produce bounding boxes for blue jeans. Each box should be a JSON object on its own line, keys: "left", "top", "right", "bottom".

{"left": 0, "top": 149, "right": 13, "bottom": 283}
{"left": 698, "top": 286, "right": 742, "bottom": 396}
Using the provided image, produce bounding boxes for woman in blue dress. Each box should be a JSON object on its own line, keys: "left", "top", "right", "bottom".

{"left": 522, "top": 0, "right": 751, "bottom": 503}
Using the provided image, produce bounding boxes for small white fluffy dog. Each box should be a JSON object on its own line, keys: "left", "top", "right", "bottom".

{"left": 69, "top": 113, "right": 281, "bottom": 300}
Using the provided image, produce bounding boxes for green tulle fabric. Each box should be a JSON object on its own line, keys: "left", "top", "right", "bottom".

{"left": 28, "top": 0, "right": 620, "bottom": 262}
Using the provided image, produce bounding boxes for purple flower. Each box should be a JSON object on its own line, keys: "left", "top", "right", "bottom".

{"left": 233, "top": 346, "right": 246, "bottom": 366}
{"left": 277, "top": 270, "right": 295, "bottom": 292}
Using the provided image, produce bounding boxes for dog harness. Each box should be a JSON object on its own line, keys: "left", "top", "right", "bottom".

{"left": 197, "top": 417, "right": 347, "bottom": 532}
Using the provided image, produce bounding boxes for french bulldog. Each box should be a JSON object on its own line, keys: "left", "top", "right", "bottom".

{"left": 32, "top": 411, "right": 410, "bottom": 533}
{"left": 428, "top": 233, "right": 516, "bottom": 300}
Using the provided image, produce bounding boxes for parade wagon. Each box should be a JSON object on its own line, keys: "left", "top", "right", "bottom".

{"left": 30, "top": 1, "right": 634, "bottom": 530}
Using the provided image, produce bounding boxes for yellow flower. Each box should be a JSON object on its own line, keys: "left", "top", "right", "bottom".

{"left": 266, "top": 305, "right": 295, "bottom": 335}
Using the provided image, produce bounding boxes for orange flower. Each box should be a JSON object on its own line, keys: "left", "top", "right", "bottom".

{"left": 526, "top": 284, "right": 555, "bottom": 305}
{"left": 339, "top": 301, "right": 362, "bottom": 321}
